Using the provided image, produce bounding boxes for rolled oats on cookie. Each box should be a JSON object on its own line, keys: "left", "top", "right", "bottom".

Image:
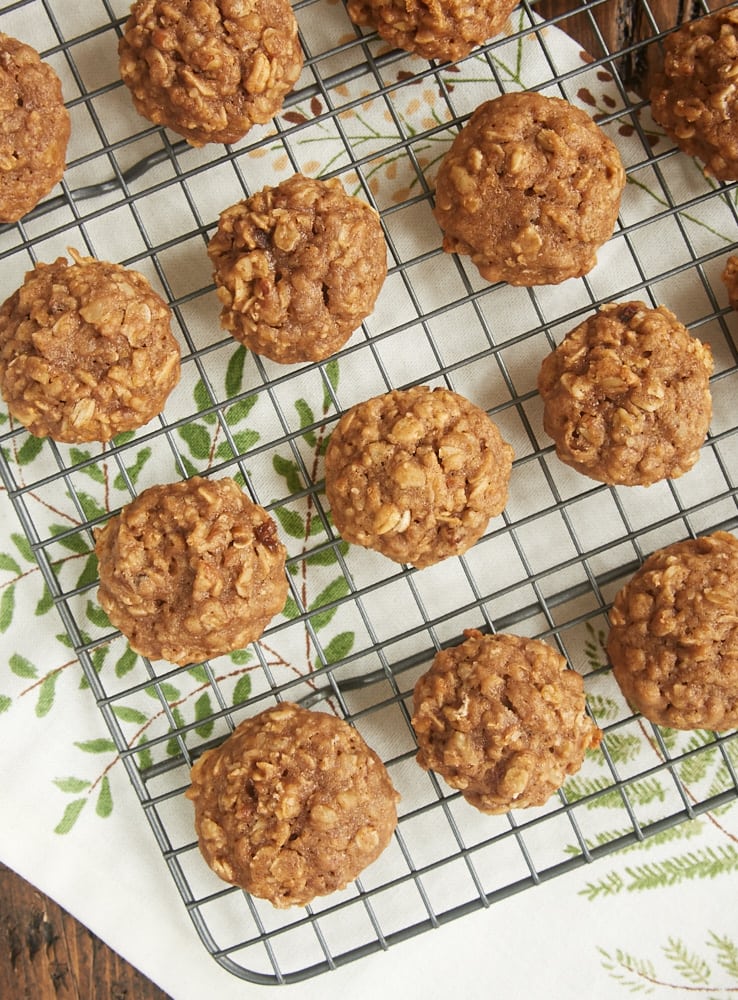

{"left": 346, "top": 0, "right": 518, "bottom": 62}
{"left": 95, "top": 476, "right": 288, "bottom": 666}
{"left": 186, "top": 702, "right": 400, "bottom": 908}
{"left": 0, "top": 250, "right": 180, "bottom": 443}
{"left": 119, "top": 0, "right": 303, "bottom": 147}
{"left": 208, "top": 174, "right": 387, "bottom": 364}
{"left": 324, "top": 385, "right": 514, "bottom": 568}
{"left": 650, "top": 8, "right": 738, "bottom": 182}
{"left": 411, "top": 629, "right": 602, "bottom": 813}
{"left": 433, "top": 91, "right": 625, "bottom": 286}
{"left": 607, "top": 532, "right": 738, "bottom": 731}
{"left": 0, "top": 33, "right": 70, "bottom": 223}
{"left": 537, "top": 301, "right": 713, "bottom": 486}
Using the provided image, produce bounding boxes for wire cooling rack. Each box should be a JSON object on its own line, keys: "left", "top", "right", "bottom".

{"left": 1, "top": 0, "right": 737, "bottom": 986}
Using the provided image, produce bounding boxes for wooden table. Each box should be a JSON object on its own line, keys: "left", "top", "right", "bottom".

{"left": 0, "top": 863, "right": 169, "bottom": 999}
{"left": 0, "top": 0, "right": 725, "bottom": 997}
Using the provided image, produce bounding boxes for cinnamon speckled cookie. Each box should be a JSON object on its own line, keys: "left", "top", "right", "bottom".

{"left": 0, "top": 250, "right": 180, "bottom": 443}
{"left": 324, "top": 385, "right": 514, "bottom": 568}
{"left": 346, "top": 0, "right": 518, "bottom": 62}
{"left": 650, "top": 8, "right": 738, "bottom": 182}
{"left": 607, "top": 532, "right": 738, "bottom": 731}
{"left": 186, "top": 702, "right": 400, "bottom": 908}
{"left": 95, "top": 476, "right": 288, "bottom": 666}
{"left": 119, "top": 0, "right": 303, "bottom": 147}
{"left": 433, "top": 92, "right": 625, "bottom": 286}
{"left": 208, "top": 174, "right": 387, "bottom": 363}
{"left": 411, "top": 629, "right": 602, "bottom": 813}
{"left": 537, "top": 301, "right": 713, "bottom": 486}
{"left": 0, "top": 33, "right": 70, "bottom": 222}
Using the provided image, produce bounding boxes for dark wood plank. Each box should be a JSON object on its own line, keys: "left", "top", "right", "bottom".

{"left": 0, "top": 864, "right": 170, "bottom": 1000}
{"left": 534, "top": 0, "right": 730, "bottom": 94}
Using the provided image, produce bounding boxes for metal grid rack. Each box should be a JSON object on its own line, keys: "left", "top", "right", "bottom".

{"left": 1, "top": 0, "right": 737, "bottom": 986}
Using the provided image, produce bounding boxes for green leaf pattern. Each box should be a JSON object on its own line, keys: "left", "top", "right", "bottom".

{"left": 599, "top": 932, "right": 738, "bottom": 995}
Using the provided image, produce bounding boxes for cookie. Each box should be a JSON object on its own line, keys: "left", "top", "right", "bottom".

{"left": 207, "top": 173, "right": 387, "bottom": 364}
{"left": 537, "top": 301, "right": 713, "bottom": 486}
{"left": 0, "top": 250, "right": 180, "bottom": 443}
{"left": 433, "top": 92, "right": 625, "bottom": 286}
{"left": 186, "top": 702, "right": 400, "bottom": 908}
{"left": 607, "top": 532, "right": 738, "bottom": 731}
{"left": 95, "top": 476, "right": 288, "bottom": 666}
{"left": 723, "top": 255, "right": 738, "bottom": 311}
{"left": 118, "top": 0, "right": 303, "bottom": 147}
{"left": 346, "top": 0, "right": 518, "bottom": 62}
{"left": 411, "top": 629, "right": 601, "bottom": 813}
{"left": 0, "top": 33, "right": 70, "bottom": 223}
{"left": 650, "top": 8, "right": 738, "bottom": 182}
{"left": 324, "top": 385, "right": 514, "bottom": 568}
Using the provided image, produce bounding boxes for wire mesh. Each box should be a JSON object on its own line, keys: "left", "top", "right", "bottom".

{"left": 0, "top": 0, "right": 737, "bottom": 986}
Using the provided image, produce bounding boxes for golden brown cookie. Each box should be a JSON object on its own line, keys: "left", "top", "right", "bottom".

{"left": 537, "top": 301, "right": 713, "bottom": 486}
{"left": 118, "top": 0, "right": 303, "bottom": 147}
{"left": 95, "top": 476, "right": 288, "bottom": 666}
{"left": 186, "top": 702, "right": 400, "bottom": 908}
{"left": 650, "top": 8, "right": 738, "bottom": 182}
{"left": 411, "top": 629, "right": 601, "bottom": 813}
{"left": 0, "top": 33, "right": 70, "bottom": 223}
{"left": 723, "top": 255, "right": 738, "bottom": 311}
{"left": 607, "top": 532, "right": 738, "bottom": 731}
{"left": 324, "top": 385, "right": 514, "bottom": 568}
{"left": 346, "top": 0, "right": 518, "bottom": 62}
{"left": 433, "top": 92, "right": 625, "bottom": 286}
{"left": 207, "top": 174, "right": 387, "bottom": 364}
{"left": 0, "top": 250, "right": 180, "bottom": 443}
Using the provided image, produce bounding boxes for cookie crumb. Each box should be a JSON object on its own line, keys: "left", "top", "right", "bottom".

{"left": 723, "top": 255, "right": 738, "bottom": 311}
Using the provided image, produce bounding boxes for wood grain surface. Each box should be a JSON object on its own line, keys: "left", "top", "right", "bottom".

{"left": 0, "top": 863, "right": 169, "bottom": 999}
{"left": 0, "top": 0, "right": 725, "bottom": 997}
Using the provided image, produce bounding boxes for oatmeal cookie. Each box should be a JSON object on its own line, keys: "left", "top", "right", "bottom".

{"left": 0, "top": 33, "right": 70, "bottom": 223}
{"left": 346, "top": 0, "right": 518, "bottom": 62}
{"left": 433, "top": 92, "right": 625, "bottom": 286}
{"left": 208, "top": 174, "right": 387, "bottom": 364}
{"left": 324, "top": 385, "right": 514, "bottom": 568}
{"left": 0, "top": 250, "right": 180, "bottom": 443}
{"left": 649, "top": 8, "right": 738, "bottom": 182}
{"left": 723, "top": 255, "right": 738, "bottom": 311}
{"left": 607, "top": 532, "right": 738, "bottom": 731}
{"left": 537, "top": 301, "right": 713, "bottom": 486}
{"left": 95, "top": 476, "right": 288, "bottom": 665}
{"left": 118, "top": 0, "right": 303, "bottom": 147}
{"left": 411, "top": 629, "right": 601, "bottom": 813}
{"left": 186, "top": 702, "right": 400, "bottom": 908}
